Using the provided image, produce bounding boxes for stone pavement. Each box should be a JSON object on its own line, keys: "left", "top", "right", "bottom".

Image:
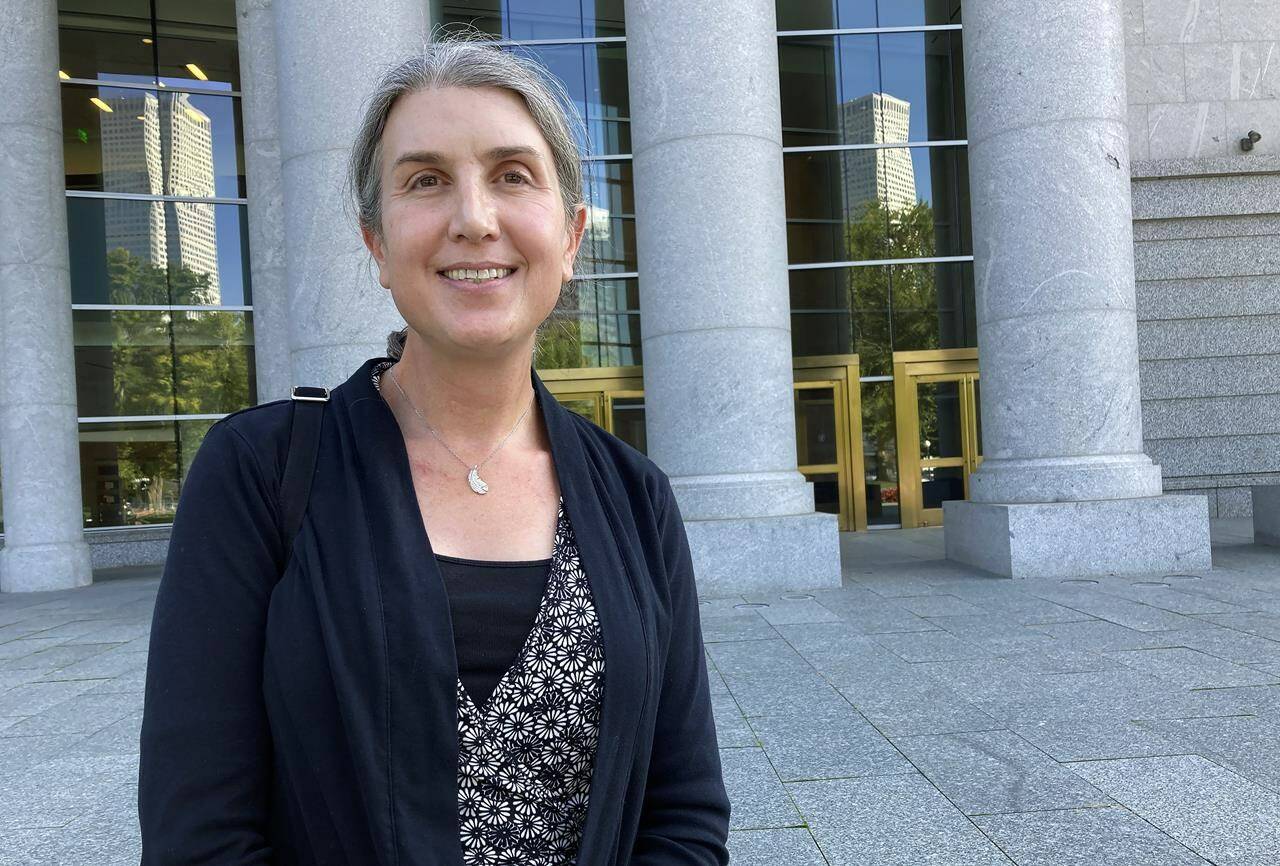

{"left": 2, "top": 520, "right": 1280, "bottom": 864}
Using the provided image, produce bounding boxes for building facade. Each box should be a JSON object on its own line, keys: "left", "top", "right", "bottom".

{"left": 1, "top": 0, "right": 1277, "bottom": 591}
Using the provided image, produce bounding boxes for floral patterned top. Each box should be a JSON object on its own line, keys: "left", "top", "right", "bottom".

{"left": 372, "top": 360, "right": 606, "bottom": 865}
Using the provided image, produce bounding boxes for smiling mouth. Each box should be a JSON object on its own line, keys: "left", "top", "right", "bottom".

{"left": 439, "top": 267, "right": 517, "bottom": 284}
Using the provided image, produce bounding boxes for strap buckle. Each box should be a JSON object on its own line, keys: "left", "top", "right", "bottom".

{"left": 291, "top": 386, "right": 330, "bottom": 402}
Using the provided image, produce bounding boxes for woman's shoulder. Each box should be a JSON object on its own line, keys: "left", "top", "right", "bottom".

{"left": 200, "top": 398, "right": 296, "bottom": 486}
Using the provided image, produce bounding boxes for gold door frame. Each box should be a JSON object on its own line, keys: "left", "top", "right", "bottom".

{"left": 793, "top": 355, "right": 866, "bottom": 531}
{"left": 539, "top": 355, "right": 867, "bottom": 531}
{"left": 893, "top": 348, "right": 981, "bottom": 528}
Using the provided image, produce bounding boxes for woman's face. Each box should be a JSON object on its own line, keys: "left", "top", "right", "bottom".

{"left": 364, "top": 85, "right": 586, "bottom": 358}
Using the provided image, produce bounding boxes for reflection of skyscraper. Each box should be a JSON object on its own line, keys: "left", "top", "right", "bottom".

{"left": 839, "top": 93, "right": 918, "bottom": 217}
{"left": 100, "top": 91, "right": 220, "bottom": 301}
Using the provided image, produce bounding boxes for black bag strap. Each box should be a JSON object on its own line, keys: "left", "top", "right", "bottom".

{"left": 279, "top": 385, "right": 329, "bottom": 566}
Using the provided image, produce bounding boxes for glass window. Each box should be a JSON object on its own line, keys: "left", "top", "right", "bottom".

{"left": 437, "top": 0, "right": 504, "bottom": 37}
{"left": 74, "top": 309, "right": 257, "bottom": 417}
{"left": 783, "top": 147, "right": 971, "bottom": 264}
{"left": 791, "top": 282, "right": 895, "bottom": 369}
{"left": 876, "top": 0, "right": 962, "bottom": 28}
{"left": 877, "top": 30, "right": 965, "bottom": 143}
{"left": 437, "top": 0, "right": 625, "bottom": 39}
{"left": 154, "top": 0, "right": 241, "bottom": 91}
{"left": 79, "top": 418, "right": 217, "bottom": 528}
{"left": 511, "top": 43, "right": 629, "bottom": 157}
{"left": 68, "top": 198, "right": 251, "bottom": 306}
{"left": 779, "top": 35, "right": 877, "bottom": 147}
{"left": 860, "top": 379, "right": 899, "bottom": 526}
{"left": 609, "top": 396, "right": 646, "bottom": 453}
{"left": 889, "top": 261, "right": 976, "bottom": 352}
{"left": 804, "top": 471, "right": 842, "bottom": 515}
{"left": 57, "top": 1, "right": 156, "bottom": 85}
{"left": 778, "top": 32, "right": 964, "bottom": 146}
{"left": 776, "top": 0, "right": 959, "bottom": 30}
{"left": 543, "top": 277, "right": 641, "bottom": 368}
{"left": 62, "top": 85, "right": 245, "bottom": 198}
{"left": 776, "top": 0, "right": 875, "bottom": 30}
{"left": 796, "top": 389, "right": 840, "bottom": 466}
{"left": 581, "top": 164, "right": 636, "bottom": 275}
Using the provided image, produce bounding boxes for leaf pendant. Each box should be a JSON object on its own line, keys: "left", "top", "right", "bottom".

{"left": 467, "top": 467, "right": 489, "bottom": 495}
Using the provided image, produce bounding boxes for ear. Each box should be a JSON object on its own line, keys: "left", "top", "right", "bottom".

{"left": 561, "top": 202, "right": 589, "bottom": 284}
{"left": 361, "top": 224, "right": 391, "bottom": 289}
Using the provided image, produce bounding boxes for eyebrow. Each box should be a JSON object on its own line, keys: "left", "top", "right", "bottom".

{"left": 390, "top": 145, "right": 544, "bottom": 172}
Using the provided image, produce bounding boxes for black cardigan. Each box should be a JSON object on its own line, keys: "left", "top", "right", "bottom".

{"left": 138, "top": 356, "right": 731, "bottom": 865}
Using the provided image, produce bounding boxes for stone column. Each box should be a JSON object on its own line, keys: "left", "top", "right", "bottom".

{"left": 236, "top": 0, "right": 291, "bottom": 403}
{"left": 624, "top": 0, "right": 840, "bottom": 594}
{"left": 943, "top": 0, "right": 1211, "bottom": 578}
{"left": 271, "top": 0, "right": 428, "bottom": 388}
{"left": 0, "top": 0, "right": 93, "bottom": 591}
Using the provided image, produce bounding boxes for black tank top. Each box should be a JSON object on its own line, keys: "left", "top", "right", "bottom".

{"left": 434, "top": 554, "right": 550, "bottom": 708}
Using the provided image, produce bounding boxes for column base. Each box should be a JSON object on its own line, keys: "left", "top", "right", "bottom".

{"left": 943, "top": 495, "right": 1211, "bottom": 579}
{"left": 1, "top": 540, "right": 93, "bottom": 592}
{"left": 684, "top": 511, "right": 841, "bottom": 597}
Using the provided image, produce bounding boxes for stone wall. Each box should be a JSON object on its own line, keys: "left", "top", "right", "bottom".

{"left": 1124, "top": 0, "right": 1280, "bottom": 518}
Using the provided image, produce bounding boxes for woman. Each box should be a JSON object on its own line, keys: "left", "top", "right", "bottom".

{"left": 138, "top": 37, "right": 730, "bottom": 866}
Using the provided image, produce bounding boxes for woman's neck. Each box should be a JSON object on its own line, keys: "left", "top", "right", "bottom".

{"left": 386, "top": 333, "right": 541, "bottom": 453}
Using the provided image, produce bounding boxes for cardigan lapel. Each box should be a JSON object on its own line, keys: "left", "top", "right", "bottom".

{"left": 532, "top": 369, "right": 650, "bottom": 866}
{"left": 339, "top": 359, "right": 466, "bottom": 866}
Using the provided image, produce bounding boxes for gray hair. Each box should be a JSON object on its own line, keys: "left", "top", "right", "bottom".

{"left": 346, "top": 34, "right": 588, "bottom": 361}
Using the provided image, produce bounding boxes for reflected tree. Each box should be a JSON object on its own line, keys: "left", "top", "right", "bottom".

{"left": 101, "top": 249, "right": 251, "bottom": 523}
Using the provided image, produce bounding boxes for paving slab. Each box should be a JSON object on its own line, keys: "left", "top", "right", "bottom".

{"left": 698, "top": 612, "right": 779, "bottom": 644}
{"left": 973, "top": 806, "right": 1209, "bottom": 865}
{"left": 1029, "top": 619, "right": 1182, "bottom": 650}
{"left": 747, "top": 703, "right": 911, "bottom": 781}
{"left": 896, "top": 594, "right": 988, "bottom": 617}
{"left": 1102, "top": 646, "right": 1280, "bottom": 689}
{"left": 710, "top": 690, "right": 757, "bottom": 749}
{"left": 890, "top": 729, "right": 1113, "bottom": 815}
{"left": 872, "top": 629, "right": 993, "bottom": 663}
{"left": 718, "top": 747, "right": 802, "bottom": 830}
{"left": 1, "top": 692, "right": 142, "bottom": 738}
{"left": 838, "top": 675, "right": 1002, "bottom": 737}
{"left": 786, "top": 774, "right": 1014, "bottom": 865}
{"left": 1068, "top": 754, "right": 1280, "bottom": 865}
{"left": 726, "top": 827, "right": 827, "bottom": 865}
{"left": 1198, "top": 612, "right": 1280, "bottom": 641}
{"left": 1137, "top": 714, "right": 1280, "bottom": 793}
{"left": 1008, "top": 718, "right": 1182, "bottom": 762}
{"left": 1133, "top": 626, "right": 1280, "bottom": 667}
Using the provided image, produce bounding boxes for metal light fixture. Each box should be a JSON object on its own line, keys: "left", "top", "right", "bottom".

{"left": 1241, "top": 130, "right": 1262, "bottom": 152}
{"left": 185, "top": 63, "right": 208, "bottom": 81}
{"left": 90, "top": 97, "right": 113, "bottom": 113}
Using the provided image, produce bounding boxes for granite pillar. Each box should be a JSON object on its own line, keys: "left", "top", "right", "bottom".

{"left": 944, "top": 0, "right": 1211, "bottom": 578}
{"left": 235, "top": 0, "right": 291, "bottom": 403}
{"left": 0, "top": 0, "right": 93, "bottom": 591}
{"left": 624, "top": 0, "right": 840, "bottom": 594}
{"left": 272, "top": 0, "right": 428, "bottom": 387}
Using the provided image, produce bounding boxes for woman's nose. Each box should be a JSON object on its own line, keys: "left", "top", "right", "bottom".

{"left": 449, "top": 178, "right": 500, "bottom": 242}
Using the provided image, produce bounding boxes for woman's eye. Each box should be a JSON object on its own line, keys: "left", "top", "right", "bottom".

{"left": 502, "top": 171, "right": 528, "bottom": 184}
{"left": 414, "top": 175, "right": 438, "bottom": 188}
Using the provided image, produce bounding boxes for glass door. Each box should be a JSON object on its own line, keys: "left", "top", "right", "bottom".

{"left": 794, "top": 380, "right": 846, "bottom": 524}
{"left": 893, "top": 349, "right": 981, "bottom": 528}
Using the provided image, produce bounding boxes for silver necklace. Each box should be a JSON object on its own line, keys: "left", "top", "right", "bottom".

{"left": 387, "top": 363, "right": 534, "bottom": 495}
